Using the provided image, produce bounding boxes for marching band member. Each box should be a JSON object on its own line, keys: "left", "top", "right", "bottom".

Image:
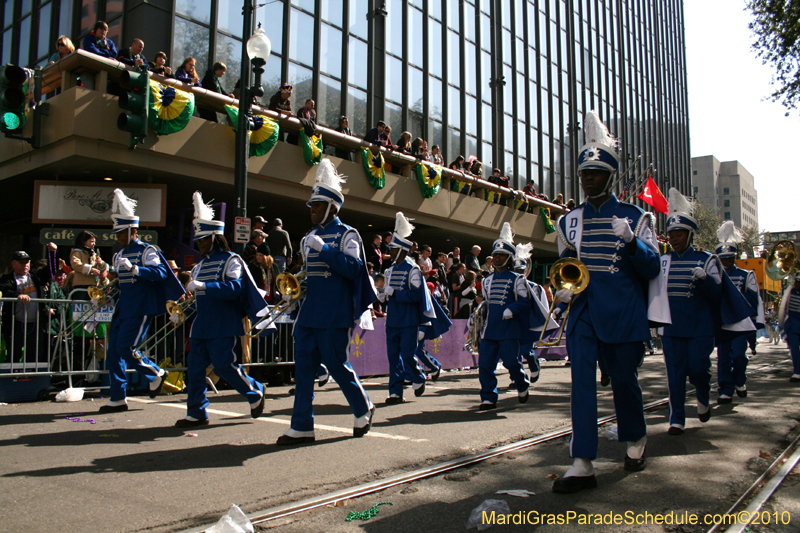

{"left": 100, "top": 189, "right": 185, "bottom": 413}
{"left": 414, "top": 281, "right": 451, "bottom": 381}
{"left": 552, "top": 112, "right": 661, "bottom": 493}
{"left": 778, "top": 274, "right": 800, "bottom": 383}
{"left": 476, "top": 222, "right": 531, "bottom": 410}
{"left": 276, "top": 160, "right": 377, "bottom": 445}
{"left": 174, "top": 192, "right": 271, "bottom": 428}
{"left": 715, "top": 221, "right": 761, "bottom": 404}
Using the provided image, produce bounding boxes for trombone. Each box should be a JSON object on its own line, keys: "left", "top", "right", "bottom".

{"left": 64, "top": 281, "right": 119, "bottom": 336}
{"left": 245, "top": 271, "right": 306, "bottom": 338}
{"left": 132, "top": 296, "right": 196, "bottom": 358}
{"left": 535, "top": 258, "right": 590, "bottom": 348}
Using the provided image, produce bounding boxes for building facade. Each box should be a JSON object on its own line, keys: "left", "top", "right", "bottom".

{"left": 691, "top": 155, "right": 759, "bottom": 229}
{"left": 1, "top": 0, "right": 691, "bottom": 202}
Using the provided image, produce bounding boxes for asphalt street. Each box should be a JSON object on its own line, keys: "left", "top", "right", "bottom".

{"left": 1, "top": 341, "right": 799, "bottom": 533}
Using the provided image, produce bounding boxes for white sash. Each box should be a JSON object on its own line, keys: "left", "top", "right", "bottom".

{"left": 649, "top": 255, "right": 672, "bottom": 325}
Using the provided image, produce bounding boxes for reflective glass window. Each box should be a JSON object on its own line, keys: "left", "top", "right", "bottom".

{"left": 516, "top": 71, "right": 526, "bottom": 122}
{"left": 481, "top": 103, "right": 492, "bottom": 143}
{"left": 480, "top": 0, "right": 490, "bottom": 14}
{"left": 481, "top": 50, "right": 491, "bottom": 103}
{"left": 409, "top": 0, "right": 422, "bottom": 8}
{"left": 503, "top": 64, "right": 512, "bottom": 107}
{"left": 447, "top": 0, "right": 459, "bottom": 31}
{"left": 347, "top": 86, "right": 368, "bottom": 137}
{"left": 448, "top": 85, "right": 460, "bottom": 127}
{"left": 176, "top": 0, "right": 210, "bottom": 24}
{"left": 321, "top": 0, "right": 343, "bottom": 27}
{"left": 517, "top": 159, "right": 527, "bottom": 183}
{"left": 409, "top": 108, "right": 423, "bottom": 141}
{"left": 540, "top": 87, "right": 549, "bottom": 134}
{"left": 4, "top": 1, "right": 13, "bottom": 29}
{"left": 428, "top": 19, "right": 442, "bottom": 78}
{"left": 502, "top": 28, "right": 511, "bottom": 64}
{"left": 257, "top": 1, "right": 284, "bottom": 55}
{"left": 290, "top": 0, "right": 314, "bottom": 14}
{"left": 465, "top": 94, "right": 477, "bottom": 136}
{"left": 317, "top": 75, "right": 341, "bottom": 128}
{"left": 482, "top": 141, "right": 493, "bottom": 171}
{"left": 528, "top": 46, "right": 537, "bottom": 82}
{"left": 217, "top": 0, "right": 243, "bottom": 38}
{"left": 288, "top": 62, "right": 313, "bottom": 111}
{"left": 173, "top": 17, "right": 210, "bottom": 78}
{"left": 348, "top": 36, "right": 368, "bottom": 89}
{"left": 386, "top": 0, "right": 403, "bottom": 56}
{"left": 408, "top": 65, "right": 423, "bottom": 110}
{"left": 20, "top": 0, "right": 29, "bottom": 15}
{"left": 504, "top": 113, "right": 513, "bottom": 149}
{"left": 385, "top": 55, "right": 403, "bottom": 103}
{"left": 502, "top": 0, "right": 510, "bottom": 28}
{"left": 384, "top": 101, "right": 403, "bottom": 135}
{"left": 530, "top": 126, "right": 539, "bottom": 164}
{"left": 261, "top": 54, "right": 282, "bottom": 99}
{"left": 429, "top": 76, "right": 443, "bottom": 121}
{"left": 58, "top": 0, "right": 71, "bottom": 37}
{"left": 504, "top": 150, "right": 513, "bottom": 176}
{"left": 447, "top": 30, "right": 459, "bottom": 87}
{"left": 409, "top": 6, "right": 423, "bottom": 67}
{"left": 430, "top": 0, "right": 442, "bottom": 20}
{"left": 480, "top": 13, "right": 490, "bottom": 51}
{"left": 528, "top": 87, "right": 538, "bottom": 129}
{"left": 18, "top": 14, "right": 29, "bottom": 65}
{"left": 541, "top": 133, "right": 550, "bottom": 168}
{"left": 429, "top": 119, "right": 443, "bottom": 153}
{"left": 349, "top": 0, "right": 368, "bottom": 39}
{"left": 2, "top": 29, "right": 11, "bottom": 64}
{"left": 289, "top": 8, "right": 314, "bottom": 67}
{"left": 215, "top": 33, "right": 241, "bottom": 89}
{"left": 447, "top": 128, "right": 462, "bottom": 162}
{"left": 464, "top": 2, "right": 475, "bottom": 42}
{"left": 466, "top": 135, "right": 478, "bottom": 161}
{"left": 465, "top": 41, "right": 476, "bottom": 95}
{"left": 80, "top": 0, "right": 97, "bottom": 34}
{"left": 320, "top": 23, "right": 342, "bottom": 78}
{"left": 37, "top": 2, "right": 51, "bottom": 60}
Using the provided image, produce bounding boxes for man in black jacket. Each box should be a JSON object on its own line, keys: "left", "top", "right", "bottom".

{"left": 0, "top": 245, "right": 58, "bottom": 362}
{"left": 118, "top": 38, "right": 148, "bottom": 70}
{"left": 267, "top": 219, "right": 293, "bottom": 273}
{"left": 198, "top": 62, "right": 232, "bottom": 122}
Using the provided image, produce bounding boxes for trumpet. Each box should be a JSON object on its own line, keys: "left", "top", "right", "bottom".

{"left": 64, "top": 281, "right": 119, "bottom": 336}
{"left": 765, "top": 240, "right": 799, "bottom": 281}
{"left": 535, "top": 258, "right": 590, "bottom": 348}
{"left": 245, "top": 271, "right": 306, "bottom": 338}
{"left": 132, "top": 296, "right": 195, "bottom": 359}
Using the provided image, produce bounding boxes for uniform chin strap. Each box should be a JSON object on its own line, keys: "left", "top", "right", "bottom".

{"left": 494, "top": 254, "right": 510, "bottom": 268}
{"left": 322, "top": 202, "right": 333, "bottom": 227}
{"left": 585, "top": 170, "right": 617, "bottom": 199}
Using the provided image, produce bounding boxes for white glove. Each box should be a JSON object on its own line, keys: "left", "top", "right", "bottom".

{"left": 118, "top": 257, "right": 133, "bottom": 270}
{"left": 307, "top": 235, "right": 326, "bottom": 252}
{"left": 187, "top": 280, "right": 205, "bottom": 292}
{"left": 418, "top": 330, "right": 425, "bottom": 341}
{"left": 281, "top": 293, "right": 293, "bottom": 303}
{"left": 556, "top": 288, "right": 574, "bottom": 303}
{"left": 130, "top": 265, "right": 139, "bottom": 276}
{"left": 691, "top": 267, "right": 707, "bottom": 281}
{"left": 169, "top": 313, "right": 181, "bottom": 325}
{"left": 384, "top": 286, "right": 395, "bottom": 297}
{"left": 502, "top": 309, "right": 514, "bottom": 320}
{"left": 552, "top": 307, "right": 563, "bottom": 319}
{"left": 611, "top": 216, "right": 634, "bottom": 243}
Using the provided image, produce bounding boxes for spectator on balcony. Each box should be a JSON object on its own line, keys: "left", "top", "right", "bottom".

{"left": 449, "top": 155, "right": 465, "bottom": 172}
{"left": 149, "top": 51, "right": 173, "bottom": 77}
{"left": 566, "top": 198, "right": 576, "bottom": 210}
{"left": 382, "top": 125, "right": 394, "bottom": 149}
{"left": 462, "top": 157, "right": 476, "bottom": 176}
{"left": 49, "top": 36, "right": 75, "bottom": 64}
{"left": 470, "top": 159, "right": 484, "bottom": 178}
{"left": 198, "top": 62, "right": 232, "bottom": 122}
{"left": 364, "top": 120, "right": 386, "bottom": 146}
{"left": 83, "top": 21, "right": 117, "bottom": 60}
{"left": 411, "top": 137, "right": 430, "bottom": 160}
{"left": 268, "top": 83, "right": 293, "bottom": 117}
{"left": 394, "top": 131, "right": 413, "bottom": 156}
{"left": 118, "top": 38, "right": 148, "bottom": 70}
{"left": 334, "top": 116, "right": 354, "bottom": 161}
{"left": 175, "top": 57, "right": 200, "bottom": 86}
{"left": 554, "top": 193, "right": 565, "bottom": 206}
{"left": 430, "top": 144, "right": 444, "bottom": 166}
{"left": 522, "top": 179, "right": 536, "bottom": 196}
{"left": 297, "top": 99, "right": 316, "bottom": 123}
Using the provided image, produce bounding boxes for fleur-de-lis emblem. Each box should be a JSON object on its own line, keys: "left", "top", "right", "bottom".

{"left": 350, "top": 333, "right": 365, "bottom": 358}
{"left": 431, "top": 337, "right": 442, "bottom": 354}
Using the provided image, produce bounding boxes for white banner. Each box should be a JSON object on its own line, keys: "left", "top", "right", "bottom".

{"left": 71, "top": 302, "right": 115, "bottom": 323}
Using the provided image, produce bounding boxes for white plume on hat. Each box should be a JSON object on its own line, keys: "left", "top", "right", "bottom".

{"left": 315, "top": 158, "right": 346, "bottom": 193}
{"left": 394, "top": 212, "right": 414, "bottom": 240}
{"left": 668, "top": 187, "right": 694, "bottom": 216}
{"left": 192, "top": 191, "right": 215, "bottom": 220}
{"left": 499, "top": 222, "right": 514, "bottom": 244}
{"left": 717, "top": 220, "right": 744, "bottom": 245}
{"left": 515, "top": 242, "right": 533, "bottom": 262}
{"left": 583, "top": 110, "right": 617, "bottom": 150}
{"left": 112, "top": 188, "right": 137, "bottom": 217}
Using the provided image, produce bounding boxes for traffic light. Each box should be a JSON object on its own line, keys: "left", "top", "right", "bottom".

{"left": 0, "top": 65, "right": 29, "bottom": 135}
{"left": 117, "top": 69, "right": 150, "bottom": 149}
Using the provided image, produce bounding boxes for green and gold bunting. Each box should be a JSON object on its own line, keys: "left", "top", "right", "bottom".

{"left": 540, "top": 207, "right": 556, "bottom": 234}
{"left": 224, "top": 105, "right": 279, "bottom": 157}
{"left": 513, "top": 194, "right": 529, "bottom": 212}
{"left": 450, "top": 179, "right": 472, "bottom": 196}
{"left": 301, "top": 130, "right": 324, "bottom": 165}
{"left": 415, "top": 162, "right": 443, "bottom": 199}
{"left": 360, "top": 148, "right": 385, "bottom": 189}
{"left": 148, "top": 80, "right": 194, "bottom": 135}
{"left": 485, "top": 190, "right": 503, "bottom": 204}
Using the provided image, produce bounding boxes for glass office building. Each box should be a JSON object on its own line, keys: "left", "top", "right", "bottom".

{"left": 1, "top": 0, "right": 690, "bottom": 202}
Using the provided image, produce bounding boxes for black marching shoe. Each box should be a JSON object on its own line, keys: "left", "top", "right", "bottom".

{"left": 717, "top": 395, "right": 733, "bottom": 405}
{"left": 353, "top": 406, "right": 376, "bottom": 438}
{"left": 698, "top": 407, "right": 712, "bottom": 423}
{"left": 518, "top": 389, "right": 530, "bottom": 404}
{"left": 175, "top": 418, "right": 209, "bottom": 428}
{"left": 149, "top": 371, "right": 168, "bottom": 399}
{"left": 600, "top": 372, "right": 610, "bottom": 387}
{"left": 430, "top": 366, "right": 441, "bottom": 382}
{"left": 251, "top": 395, "right": 265, "bottom": 419}
{"left": 478, "top": 402, "right": 497, "bottom": 411}
{"left": 99, "top": 403, "right": 129, "bottom": 414}
{"left": 667, "top": 426, "right": 684, "bottom": 436}
{"left": 791, "top": 375, "right": 800, "bottom": 383}
{"left": 385, "top": 396, "right": 405, "bottom": 405}
{"left": 414, "top": 382, "right": 426, "bottom": 397}
{"left": 276, "top": 434, "right": 315, "bottom": 446}
{"left": 624, "top": 449, "right": 646, "bottom": 472}
{"left": 736, "top": 386, "right": 747, "bottom": 398}
{"left": 552, "top": 475, "right": 597, "bottom": 494}
{"left": 317, "top": 373, "right": 329, "bottom": 387}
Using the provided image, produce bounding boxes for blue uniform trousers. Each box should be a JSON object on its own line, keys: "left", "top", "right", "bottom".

{"left": 519, "top": 341, "right": 540, "bottom": 377}
{"left": 787, "top": 332, "right": 800, "bottom": 374}
{"left": 387, "top": 326, "right": 425, "bottom": 396}
{"left": 478, "top": 339, "right": 528, "bottom": 404}
{"left": 290, "top": 325, "right": 371, "bottom": 432}
{"left": 717, "top": 336, "right": 748, "bottom": 397}
{"left": 568, "top": 317, "right": 646, "bottom": 458}
{"left": 186, "top": 337, "right": 264, "bottom": 420}
{"left": 107, "top": 315, "right": 161, "bottom": 401}
{"left": 662, "top": 335, "right": 714, "bottom": 427}
{"left": 415, "top": 339, "right": 442, "bottom": 372}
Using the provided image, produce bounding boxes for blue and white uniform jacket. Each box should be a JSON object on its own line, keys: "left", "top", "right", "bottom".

{"left": 661, "top": 247, "right": 721, "bottom": 338}
{"left": 779, "top": 287, "right": 800, "bottom": 334}
{"left": 727, "top": 265, "right": 762, "bottom": 327}
{"left": 556, "top": 194, "right": 661, "bottom": 343}
{"left": 481, "top": 268, "right": 531, "bottom": 341}
{"left": 295, "top": 217, "right": 377, "bottom": 330}
{"left": 113, "top": 239, "right": 185, "bottom": 320}
{"left": 381, "top": 257, "right": 433, "bottom": 329}
{"left": 190, "top": 250, "right": 269, "bottom": 339}
{"left": 520, "top": 281, "right": 559, "bottom": 344}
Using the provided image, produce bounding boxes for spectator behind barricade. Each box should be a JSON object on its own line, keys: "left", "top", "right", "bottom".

{"left": 243, "top": 230, "right": 268, "bottom": 265}
{"left": 297, "top": 99, "right": 316, "bottom": 122}
{"left": 334, "top": 116, "right": 354, "bottom": 161}
{"left": 177, "top": 271, "right": 192, "bottom": 291}
{"left": 364, "top": 120, "right": 386, "bottom": 146}
{"left": 150, "top": 51, "right": 173, "bottom": 77}
{"left": 55, "top": 257, "right": 71, "bottom": 288}
{"left": 267, "top": 218, "right": 292, "bottom": 273}
{"left": 449, "top": 155, "right": 465, "bottom": 172}
{"left": 418, "top": 245, "right": 436, "bottom": 279}
{"left": 372, "top": 274, "right": 386, "bottom": 317}
{"left": 49, "top": 36, "right": 75, "bottom": 64}
{"left": 366, "top": 262, "right": 375, "bottom": 275}
{"left": 522, "top": 179, "right": 536, "bottom": 196}
{"left": 252, "top": 215, "right": 267, "bottom": 232}
{"left": 0, "top": 245, "right": 58, "bottom": 363}
{"left": 455, "top": 270, "right": 478, "bottom": 319}
{"left": 118, "top": 38, "right": 147, "bottom": 70}
{"left": 68, "top": 230, "right": 106, "bottom": 299}
{"left": 431, "top": 144, "right": 444, "bottom": 166}
{"left": 542, "top": 280, "right": 554, "bottom": 304}
{"left": 288, "top": 250, "right": 304, "bottom": 275}
{"left": 175, "top": 57, "right": 201, "bottom": 86}
{"left": 167, "top": 260, "right": 181, "bottom": 277}
{"left": 481, "top": 255, "right": 494, "bottom": 275}
{"left": 446, "top": 246, "right": 461, "bottom": 270}
{"left": 248, "top": 243, "right": 280, "bottom": 304}
{"left": 365, "top": 234, "right": 386, "bottom": 272}
{"left": 380, "top": 232, "right": 393, "bottom": 272}
{"left": 466, "top": 245, "right": 481, "bottom": 273}
{"left": 198, "top": 61, "right": 232, "bottom": 123}
{"left": 434, "top": 252, "right": 449, "bottom": 286}
{"left": 83, "top": 21, "right": 117, "bottom": 59}
{"left": 447, "top": 262, "right": 467, "bottom": 316}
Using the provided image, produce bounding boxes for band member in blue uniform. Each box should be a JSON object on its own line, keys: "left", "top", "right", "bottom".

{"left": 100, "top": 189, "right": 185, "bottom": 413}
{"left": 414, "top": 281, "right": 451, "bottom": 381}
{"left": 779, "top": 274, "right": 800, "bottom": 383}
{"left": 552, "top": 112, "right": 661, "bottom": 493}
{"left": 476, "top": 222, "right": 531, "bottom": 410}
{"left": 173, "top": 192, "right": 272, "bottom": 427}
{"left": 715, "top": 221, "right": 760, "bottom": 404}
{"left": 277, "top": 159, "right": 377, "bottom": 445}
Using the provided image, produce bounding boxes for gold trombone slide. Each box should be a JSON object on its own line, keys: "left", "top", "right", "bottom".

{"left": 132, "top": 296, "right": 196, "bottom": 358}
{"left": 245, "top": 271, "right": 306, "bottom": 338}
{"left": 64, "top": 281, "right": 119, "bottom": 336}
{"left": 535, "top": 258, "right": 590, "bottom": 348}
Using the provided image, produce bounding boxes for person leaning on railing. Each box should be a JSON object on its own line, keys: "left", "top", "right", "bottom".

{"left": 49, "top": 36, "right": 75, "bottom": 64}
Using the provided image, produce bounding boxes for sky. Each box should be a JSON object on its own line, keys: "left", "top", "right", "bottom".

{"left": 683, "top": 0, "right": 797, "bottom": 234}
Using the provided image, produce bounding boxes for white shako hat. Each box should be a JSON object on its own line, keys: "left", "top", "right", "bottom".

{"left": 666, "top": 188, "right": 698, "bottom": 234}
{"left": 192, "top": 191, "right": 224, "bottom": 241}
{"left": 492, "top": 222, "right": 516, "bottom": 256}
{"left": 388, "top": 212, "right": 415, "bottom": 251}
{"left": 307, "top": 158, "right": 345, "bottom": 208}
{"left": 111, "top": 188, "right": 140, "bottom": 233}
{"left": 513, "top": 242, "right": 533, "bottom": 272}
{"left": 577, "top": 110, "right": 619, "bottom": 175}
{"left": 715, "top": 220, "right": 743, "bottom": 258}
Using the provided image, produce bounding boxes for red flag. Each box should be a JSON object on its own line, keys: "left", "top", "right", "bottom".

{"left": 636, "top": 176, "right": 669, "bottom": 214}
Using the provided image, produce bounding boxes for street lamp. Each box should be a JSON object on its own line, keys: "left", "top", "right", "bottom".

{"left": 233, "top": 18, "right": 271, "bottom": 247}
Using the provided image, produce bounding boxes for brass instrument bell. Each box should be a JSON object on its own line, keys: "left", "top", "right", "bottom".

{"left": 766, "top": 240, "right": 798, "bottom": 281}
{"left": 536, "top": 258, "right": 590, "bottom": 347}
